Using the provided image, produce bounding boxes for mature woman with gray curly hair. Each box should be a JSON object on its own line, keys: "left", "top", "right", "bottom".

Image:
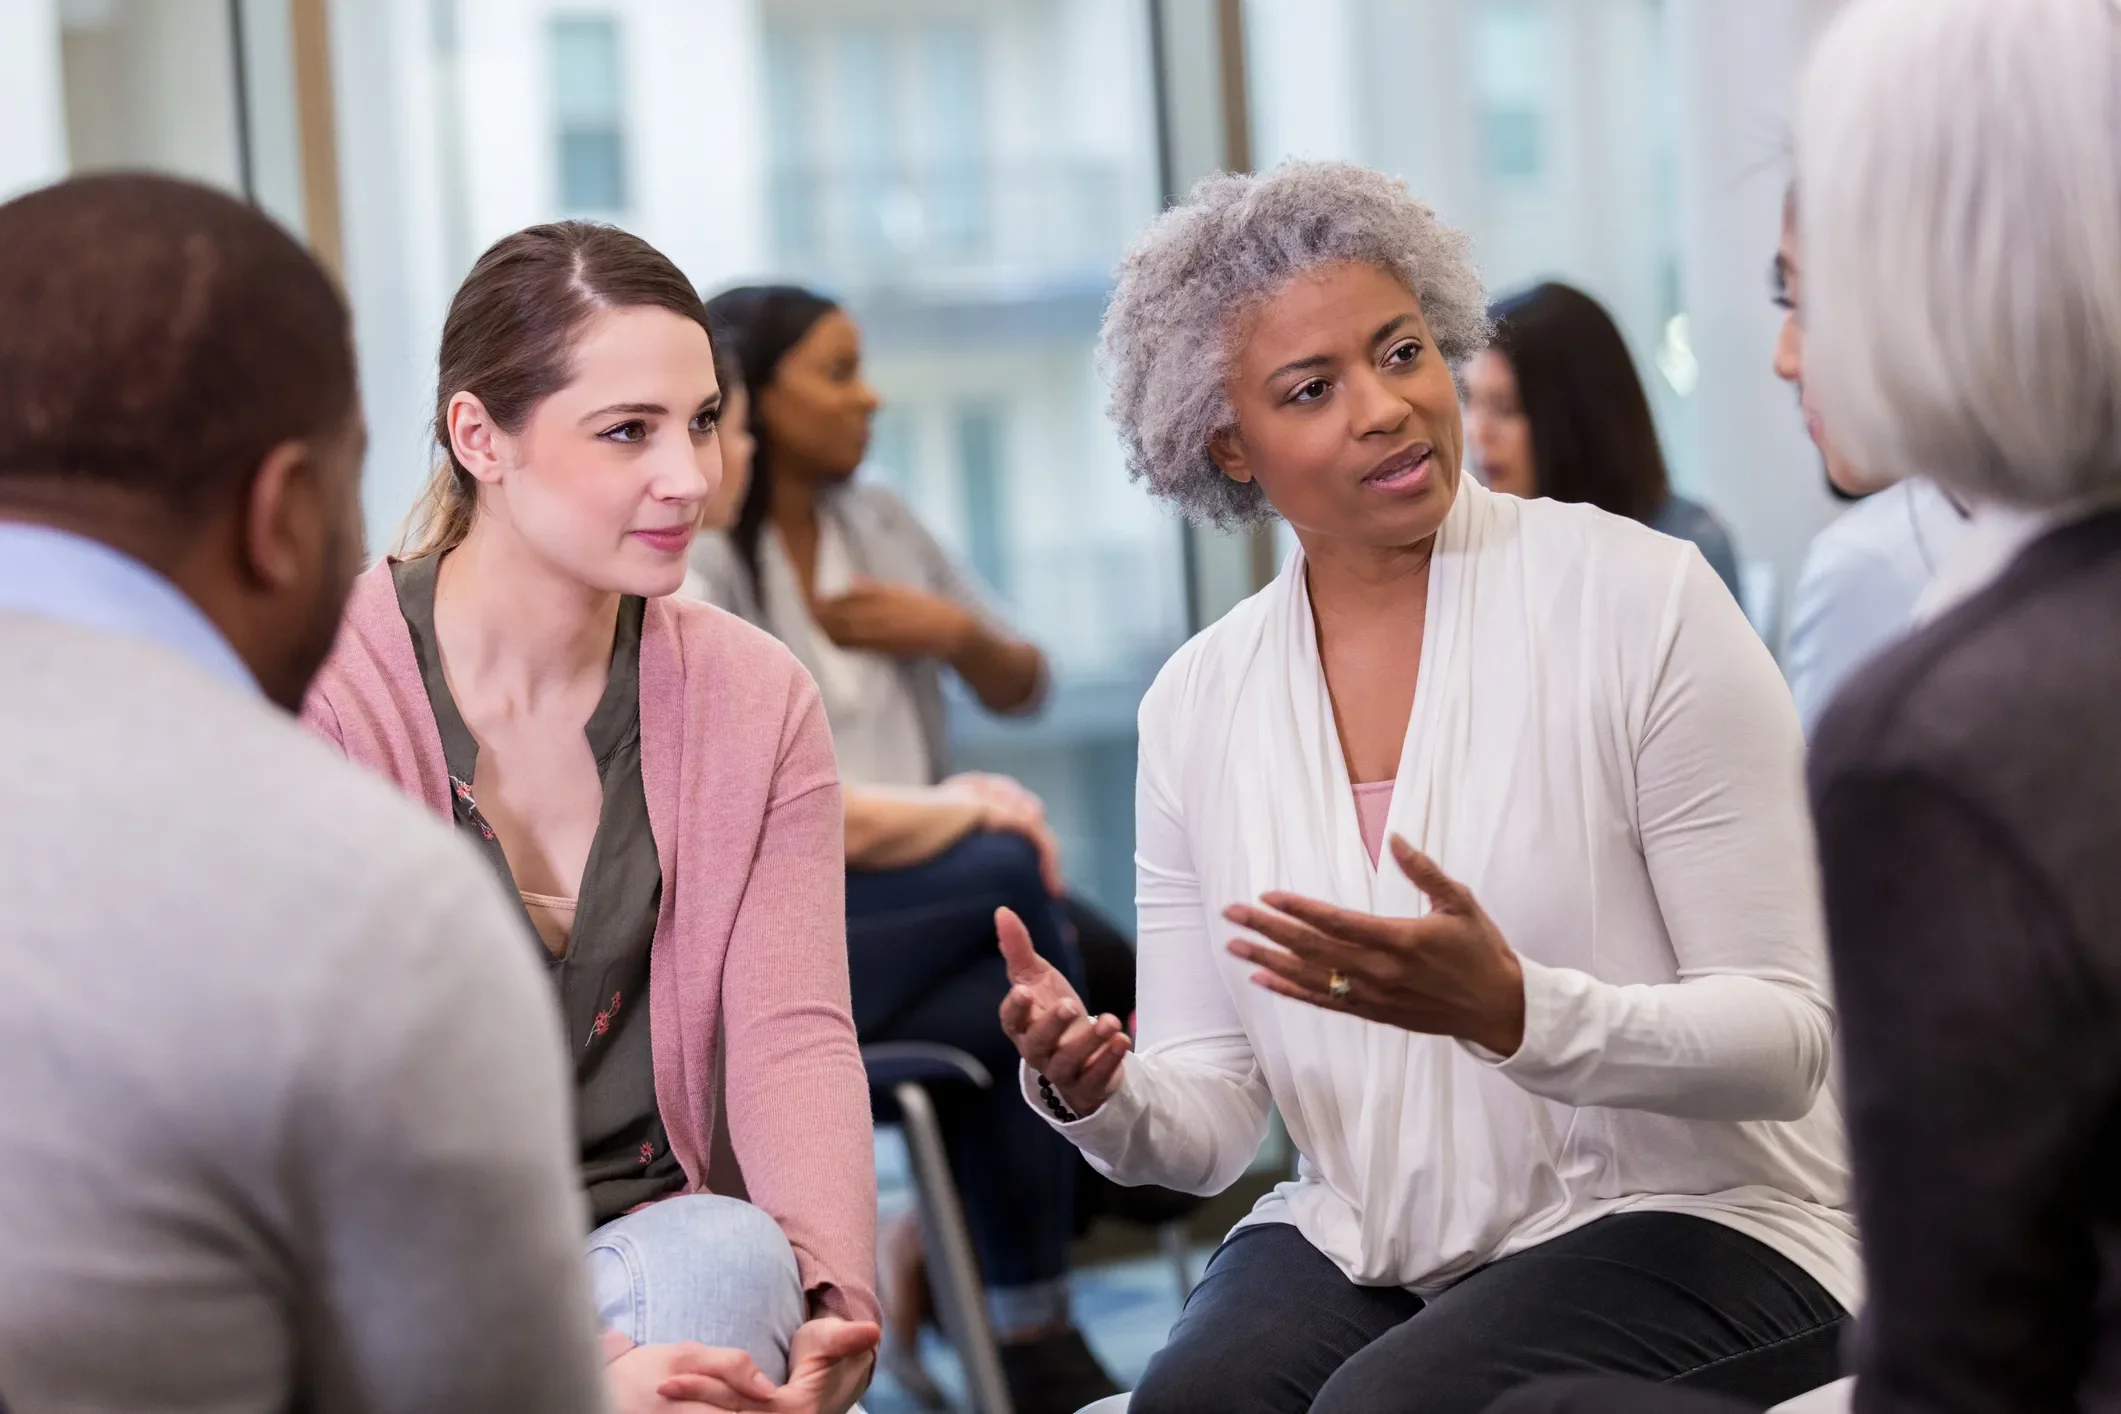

{"left": 992, "top": 160, "right": 1855, "bottom": 1414}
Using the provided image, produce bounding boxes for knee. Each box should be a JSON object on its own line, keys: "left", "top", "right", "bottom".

{"left": 592, "top": 1194, "right": 802, "bottom": 1304}
{"left": 957, "top": 829, "right": 1046, "bottom": 907}
{"left": 669, "top": 1195, "right": 800, "bottom": 1285}
{"left": 1131, "top": 1337, "right": 1275, "bottom": 1414}
{"left": 588, "top": 1196, "right": 805, "bottom": 1366}
{"left": 1309, "top": 1351, "right": 1500, "bottom": 1414}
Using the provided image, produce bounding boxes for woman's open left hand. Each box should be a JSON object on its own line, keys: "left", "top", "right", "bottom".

{"left": 1224, "top": 836, "right": 1527, "bottom": 1057}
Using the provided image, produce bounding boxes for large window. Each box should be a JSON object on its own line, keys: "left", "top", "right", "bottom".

{"left": 0, "top": 0, "right": 1834, "bottom": 924}
{"left": 1241, "top": 0, "right": 1830, "bottom": 633}
{"left": 3, "top": 0, "right": 261, "bottom": 206}
{"left": 757, "top": 3, "right": 1179, "bottom": 918}
{"left": 1246, "top": 0, "right": 1692, "bottom": 503}
{"left": 551, "top": 15, "right": 630, "bottom": 215}
{"left": 332, "top": 0, "right": 1180, "bottom": 925}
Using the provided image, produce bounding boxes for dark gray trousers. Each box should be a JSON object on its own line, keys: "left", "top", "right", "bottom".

{"left": 1129, "top": 1213, "right": 1845, "bottom": 1414}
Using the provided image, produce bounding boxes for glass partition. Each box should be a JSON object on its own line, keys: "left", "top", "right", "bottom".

{"left": 1245, "top": 0, "right": 1694, "bottom": 496}
{"left": 2, "top": 0, "right": 252, "bottom": 204}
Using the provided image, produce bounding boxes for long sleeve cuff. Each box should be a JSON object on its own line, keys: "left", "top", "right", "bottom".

{"left": 1459, "top": 955, "right": 1592, "bottom": 1088}
{"left": 1018, "top": 1058, "right": 1145, "bottom": 1159}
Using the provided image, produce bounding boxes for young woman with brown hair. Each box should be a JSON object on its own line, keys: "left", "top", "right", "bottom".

{"left": 302, "top": 223, "right": 878, "bottom": 1414}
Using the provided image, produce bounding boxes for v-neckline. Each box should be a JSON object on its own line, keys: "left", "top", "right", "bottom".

{"left": 390, "top": 552, "right": 643, "bottom": 936}
{"left": 1296, "top": 542, "right": 1448, "bottom": 882}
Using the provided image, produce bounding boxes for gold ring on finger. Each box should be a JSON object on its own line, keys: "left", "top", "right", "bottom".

{"left": 1327, "top": 970, "right": 1352, "bottom": 1001}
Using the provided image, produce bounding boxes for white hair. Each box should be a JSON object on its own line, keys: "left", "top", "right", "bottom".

{"left": 1796, "top": 0, "right": 2121, "bottom": 509}
{"left": 1099, "top": 161, "right": 1490, "bottom": 527}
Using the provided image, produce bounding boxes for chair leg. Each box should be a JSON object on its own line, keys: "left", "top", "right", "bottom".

{"left": 1157, "top": 1219, "right": 1193, "bottom": 1302}
{"left": 893, "top": 1081, "right": 1015, "bottom": 1414}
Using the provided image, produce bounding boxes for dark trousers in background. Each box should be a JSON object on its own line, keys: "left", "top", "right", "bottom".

{"left": 846, "top": 830, "right": 1083, "bottom": 1292}
{"left": 1063, "top": 893, "right": 1136, "bottom": 1023}
{"left": 1129, "top": 1214, "right": 1846, "bottom": 1414}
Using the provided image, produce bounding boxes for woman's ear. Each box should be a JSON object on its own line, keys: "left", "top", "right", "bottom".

{"left": 1208, "top": 426, "right": 1254, "bottom": 485}
{"left": 446, "top": 392, "right": 506, "bottom": 486}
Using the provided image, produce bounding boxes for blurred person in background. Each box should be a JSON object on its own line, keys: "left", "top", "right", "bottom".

{"left": 685, "top": 325, "right": 1122, "bottom": 1414}
{"left": 689, "top": 294, "right": 1126, "bottom": 931}
{"left": 687, "top": 288, "right": 1136, "bottom": 1041}
{"left": 303, "top": 222, "right": 879, "bottom": 1414}
{"left": 688, "top": 286, "right": 1043, "bottom": 779}
{"left": 1771, "top": 190, "right": 1969, "bottom": 735}
{"left": 0, "top": 175, "right": 608, "bottom": 1414}
{"left": 1464, "top": 281, "right": 1744, "bottom": 601}
{"left": 1001, "top": 160, "right": 1852, "bottom": 1414}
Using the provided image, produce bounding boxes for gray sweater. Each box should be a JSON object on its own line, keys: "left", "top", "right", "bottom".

{"left": 0, "top": 617, "right": 608, "bottom": 1414}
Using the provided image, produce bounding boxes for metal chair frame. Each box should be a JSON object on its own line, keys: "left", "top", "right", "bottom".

{"left": 865, "top": 1042, "right": 1015, "bottom": 1414}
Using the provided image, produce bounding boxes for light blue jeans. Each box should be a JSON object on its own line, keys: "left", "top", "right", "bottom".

{"left": 587, "top": 1194, "right": 807, "bottom": 1382}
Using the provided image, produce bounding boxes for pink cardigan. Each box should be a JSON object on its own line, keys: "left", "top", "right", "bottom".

{"left": 302, "top": 561, "right": 878, "bottom": 1325}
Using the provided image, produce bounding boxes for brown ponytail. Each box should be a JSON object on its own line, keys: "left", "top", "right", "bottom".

{"left": 397, "top": 220, "right": 714, "bottom": 557}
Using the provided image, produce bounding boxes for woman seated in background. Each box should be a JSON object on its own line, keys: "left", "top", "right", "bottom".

{"left": 1466, "top": 280, "right": 1745, "bottom": 601}
{"left": 685, "top": 306, "right": 1121, "bottom": 1414}
{"left": 687, "top": 285, "right": 1136, "bottom": 1018}
{"left": 998, "top": 161, "right": 1854, "bottom": 1414}
{"left": 302, "top": 222, "right": 877, "bottom": 1414}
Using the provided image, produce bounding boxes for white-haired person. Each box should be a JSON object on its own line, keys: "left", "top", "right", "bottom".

{"left": 991, "top": 159, "right": 1854, "bottom": 1414}
{"left": 1497, "top": 2, "right": 2121, "bottom": 1413}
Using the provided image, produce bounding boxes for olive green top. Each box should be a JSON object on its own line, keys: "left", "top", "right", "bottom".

{"left": 392, "top": 554, "right": 683, "bottom": 1225}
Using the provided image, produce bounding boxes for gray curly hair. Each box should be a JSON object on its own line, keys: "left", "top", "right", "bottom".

{"left": 1100, "top": 161, "right": 1491, "bottom": 528}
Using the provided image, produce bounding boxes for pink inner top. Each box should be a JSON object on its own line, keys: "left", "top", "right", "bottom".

{"left": 1352, "top": 780, "right": 1396, "bottom": 865}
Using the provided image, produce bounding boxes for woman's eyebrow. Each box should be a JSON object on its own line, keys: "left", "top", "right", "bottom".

{"left": 1370, "top": 314, "right": 1416, "bottom": 347}
{"left": 578, "top": 401, "right": 667, "bottom": 424}
{"left": 1267, "top": 353, "right": 1331, "bottom": 383}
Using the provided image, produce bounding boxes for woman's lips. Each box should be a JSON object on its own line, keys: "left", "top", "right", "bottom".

{"left": 630, "top": 525, "right": 695, "bottom": 555}
{"left": 1363, "top": 445, "right": 1435, "bottom": 495}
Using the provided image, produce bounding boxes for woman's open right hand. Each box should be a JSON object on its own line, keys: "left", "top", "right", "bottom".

{"left": 997, "top": 907, "right": 1130, "bottom": 1118}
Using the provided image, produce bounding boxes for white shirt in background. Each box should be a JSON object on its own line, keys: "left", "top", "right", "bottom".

{"left": 1785, "top": 479, "right": 1970, "bottom": 734}
{"left": 1911, "top": 500, "right": 2057, "bottom": 625}
{"left": 762, "top": 519, "right": 933, "bottom": 788}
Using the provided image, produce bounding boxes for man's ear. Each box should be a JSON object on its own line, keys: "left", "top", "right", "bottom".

{"left": 1207, "top": 426, "right": 1253, "bottom": 485}
{"left": 237, "top": 439, "right": 319, "bottom": 593}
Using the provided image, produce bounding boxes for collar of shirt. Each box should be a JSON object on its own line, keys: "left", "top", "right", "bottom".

{"left": 0, "top": 523, "right": 259, "bottom": 695}
{"left": 1912, "top": 500, "right": 2066, "bottom": 627}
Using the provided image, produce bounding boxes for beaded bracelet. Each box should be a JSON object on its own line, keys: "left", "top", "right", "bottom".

{"left": 1037, "top": 1073, "right": 1081, "bottom": 1124}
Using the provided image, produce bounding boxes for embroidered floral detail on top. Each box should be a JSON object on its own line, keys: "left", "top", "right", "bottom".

{"left": 588, "top": 990, "right": 623, "bottom": 1049}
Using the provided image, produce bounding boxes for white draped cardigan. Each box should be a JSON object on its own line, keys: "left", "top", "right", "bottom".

{"left": 1029, "top": 479, "right": 1858, "bottom": 1308}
